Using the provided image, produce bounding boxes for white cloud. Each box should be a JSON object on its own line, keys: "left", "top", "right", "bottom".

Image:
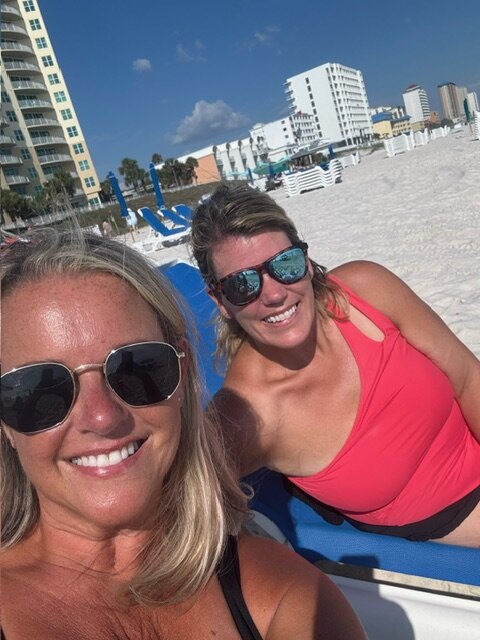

{"left": 132, "top": 58, "right": 152, "bottom": 72}
{"left": 246, "top": 24, "right": 281, "bottom": 51}
{"left": 169, "top": 100, "right": 249, "bottom": 144}
{"left": 176, "top": 40, "right": 206, "bottom": 63}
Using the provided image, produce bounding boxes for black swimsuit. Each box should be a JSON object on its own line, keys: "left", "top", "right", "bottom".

{"left": 217, "top": 536, "right": 263, "bottom": 639}
{"left": 0, "top": 538, "right": 262, "bottom": 640}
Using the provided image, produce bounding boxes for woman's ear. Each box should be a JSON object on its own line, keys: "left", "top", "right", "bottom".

{"left": 206, "top": 287, "right": 233, "bottom": 320}
{"left": 1, "top": 426, "right": 17, "bottom": 450}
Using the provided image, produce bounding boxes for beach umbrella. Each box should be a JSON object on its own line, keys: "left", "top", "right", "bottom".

{"left": 268, "top": 162, "right": 275, "bottom": 178}
{"left": 107, "top": 171, "right": 129, "bottom": 217}
{"left": 149, "top": 162, "right": 165, "bottom": 209}
{"left": 463, "top": 98, "right": 471, "bottom": 123}
{"left": 328, "top": 144, "right": 335, "bottom": 159}
{"left": 247, "top": 168, "right": 254, "bottom": 184}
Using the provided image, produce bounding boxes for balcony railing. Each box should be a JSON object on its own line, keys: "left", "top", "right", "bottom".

{"left": 11, "top": 80, "right": 47, "bottom": 91}
{"left": 0, "top": 154, "right": 23, "bottom": 165}
{"left": 25, "top": 117, "right": 61, "bottom": 128}
{"left": 0, "top": 134, "right": 17, "bottom": 145}
{"left": 1, "top": 41, "right": 33, "bottom": 54}
{"left": 38, "top": 153, "right": 72, "bottom": 165}
{"left": 4, "top": 174, "right": 30, "bottom": 185}
{"left": 1, "top": 21, "right": 28, "bottom": 35}
{"left": 31, "top": 135, "right": 67, "bottom": 146}
{"left": 18, "top": 98, "right": 53, "bottom": 109}
{"left": 3, "top": 60, "right": 41, "bottom": 72}
{"left": 1, "top": 5, "right": 22, "bottom": 18}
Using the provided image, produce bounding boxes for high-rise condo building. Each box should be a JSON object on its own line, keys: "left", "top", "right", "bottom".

{"left": 284, "top": 62, "right": 373, "bottom": 146}
{"left": 1, "top": 0, "right": 100, "bottom": 206}
{"left": 402, "top": 84, "right": 430, "bottom": 126}
{"left": 437, "top": 82, "right": 467, "bottom": 121}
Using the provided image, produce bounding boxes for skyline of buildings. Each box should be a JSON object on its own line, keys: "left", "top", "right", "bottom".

{"left": 402, "top": 84, "right": 431, "bottom": 128}
{"left": 1, "top": 0, "right": 100, "bottom": 206}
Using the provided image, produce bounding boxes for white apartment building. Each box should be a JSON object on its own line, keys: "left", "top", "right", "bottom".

{"left": 284, "top": 62, "right": 373, "bottom": 146}
{"left": 1, "top": 0, "right": 100, "bottom": 206}
{"left": 250, "top": 112, "right": 317, "bottom": 161}
{"left": 402, "top": 84, "right": 431, "bottom": 124}
{"left": 467, "top": 91, "right": 479, "bottom": 114}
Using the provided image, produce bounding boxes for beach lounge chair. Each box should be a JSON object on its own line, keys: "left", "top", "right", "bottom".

{"left": 158, "top": 206, "right": 191, "bottom": 229}
{"left": 172, "top": 203, "right": 195, "bottom": 222}
{"left": 160, "top": 260, "right": 480, "bottom": 640}
{"left": 137, "top": 207, "right": 190, "bottom": 247}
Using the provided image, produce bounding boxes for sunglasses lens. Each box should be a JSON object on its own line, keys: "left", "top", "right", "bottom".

{"left": 106, "top": 342, "right": 181, "bottom": 406}
{"left": 269, "top": 247, "right": 307, "bottom": 283}
{"left": 1, "top": 364, "right": 74, "bottom": 433}
{"left": 222, "top": 270, "right": 261, "bottom": 306}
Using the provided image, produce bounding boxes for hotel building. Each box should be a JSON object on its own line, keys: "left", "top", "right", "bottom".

{"left": 437, "top": 82, "right": 467, "bottom": 121}
{"left": 284, "top": 62, "right": 373, "bottom": 146}
{"left": 1, "top": 0, "right": 100, "bottom": 206}
{"left": 402, "top": 84, "right": 430, "bottom": 129}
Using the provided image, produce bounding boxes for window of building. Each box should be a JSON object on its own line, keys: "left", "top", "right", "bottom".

{"left": 305, "top": 77, "right": 309, "bottom": 83}
{"left": 21, "top": 148, "right": 31, "bottom": 160}
{"left": 67, "top": 126, "right": 78, "bottom": 137}
{"left": 72, "top": 142, "right": 84, "bottom": 154}
{"left": 23, "top": 0, "right": 36, "bottom": 11}
{"left": 35, "top": 36, "right": 48, "bottom": 49}
{"left": 60, "top": 108, "right": 73, "bottom": 120}
{"left": 27, "top": 167, "right": 38, "bottom": 179}
{"left": 54, "top": 90, "right": 67, "bottom": 103}
{"left": 88, "top": 196, "right": 100, "bottom": 206}
{"left": 29, "top": 18, "right": 41, "bottom": 29}
{"left": 6, "top": 110, "right": 17, "bottom": 122}
{"left": 78, "top": 159, "right": 90, "bottom": 171}
{"left": 2, "top": 91, "right": 11, "bottom": 102}
{"left": 34, "top": 185, "right": 43, "bottom": 195}
{"left": 14, "top": 130, "right": 25, "bottom": 141}
{"left": 41, "top": 55, "right": 54, "bottom": 67}
{"left": 84, "top": 176, "right": 96, "bottom": 188}
{"left": 47, "top": 73, "right": 60, "bottom": 85}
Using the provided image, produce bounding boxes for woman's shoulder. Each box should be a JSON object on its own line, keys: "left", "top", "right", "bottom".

{"left": 237, "top": 534, "right": 366, "bottom": 639}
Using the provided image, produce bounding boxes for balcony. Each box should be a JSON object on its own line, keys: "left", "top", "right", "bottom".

{"left": 0, "top": 154, "right": 23, "bottom": 166}
{"left": 38, "top": 153, "right": 72, "bottom": 165}
{"left": 1, "top": 21, "right": 28, "bottom": 36}
{"left": 0, "top": 134, "right": 17, "bottom": 145}
{"left": 11, "top": 80, "right": 47, "bottom": 91}
{"left": 3, "top": 60, "right": 41, "bottom": 73}
{"left": 31, "top": 135, "right": 67, "bottom": 146}
{"left": 4, "top": 174, "right": 30, "bottom": 185}
{"left": 1, "top": 40, "right": 34, "bottom": 54}
{"left": 18, "top": 98, "right": 53, "bottom": 109}
{"left": 25, "top": 117, "right": 61, "bottom": 128}
{"left": 0, "top": 153, "right": 23, "bottom": 167}
{"left": 1, "top": 5, "right": 22, "bottom": 18}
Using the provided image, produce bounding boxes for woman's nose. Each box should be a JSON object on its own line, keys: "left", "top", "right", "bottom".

{"left": 72, "top": 372, "right": 130, "bottom": 435}
{"left": 260, "top": 273, "right": 288, "bottom": 305}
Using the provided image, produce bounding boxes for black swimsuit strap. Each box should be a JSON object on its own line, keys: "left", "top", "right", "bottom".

{"left": 217, "top": 536, "right": 263, "bottom": 640}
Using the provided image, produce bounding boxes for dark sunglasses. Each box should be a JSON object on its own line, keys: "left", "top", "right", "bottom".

{"left": 0, "top": 341, "right": 185, "bottom": 434}
{"left": 211, "top": 243, "right": 309, "bottom": 306}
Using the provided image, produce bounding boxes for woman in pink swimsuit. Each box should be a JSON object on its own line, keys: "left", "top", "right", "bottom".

{"left": 190, "top": 185, "right": 480, "bottom": 546}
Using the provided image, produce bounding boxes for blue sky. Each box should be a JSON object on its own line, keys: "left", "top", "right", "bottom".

{"left": 40, "top": 0, "right": 480, "bottom": 181}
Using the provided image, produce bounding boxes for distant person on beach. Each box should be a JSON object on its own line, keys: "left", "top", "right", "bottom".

{"left": 126, "top": 208, "right": 139, "bottom": 231}
{"left": 0, "top": 230, "right": 366, "bottom": 640}
{"left": 190, "top": 184, "right": 480, "bottom": 547}
{"left": 102, "top": 218, "right": 113, "bottom": 238}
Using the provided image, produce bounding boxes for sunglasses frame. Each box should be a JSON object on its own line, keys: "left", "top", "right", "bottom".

{"left": 211, "top": 242, "right": 309, "bottom": 306}
{"left": 1, "top": 341, "right": 185, "bottom": 435}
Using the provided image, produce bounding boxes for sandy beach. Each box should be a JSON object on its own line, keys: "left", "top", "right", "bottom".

{"left": 126, "top": 126, "right": 480, "bottom": 356}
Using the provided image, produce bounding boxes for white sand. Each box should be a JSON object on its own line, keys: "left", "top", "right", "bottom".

{"left": 126, "top": 127, "right": 480, "bottom": 356}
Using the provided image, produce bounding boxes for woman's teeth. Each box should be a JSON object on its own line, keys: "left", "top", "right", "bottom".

{"left": 265, "top": 304, "right": 297, "bottom": 324}
{"left": 71, "top": 441, "right": 141, "bottom": 467}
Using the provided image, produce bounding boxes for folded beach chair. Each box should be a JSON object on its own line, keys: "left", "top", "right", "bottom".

{"left": 137, "top": 207, "right": 190, "bottom": 247}
{"left": 172, "top": 203, "right": 194, "bottom": 223}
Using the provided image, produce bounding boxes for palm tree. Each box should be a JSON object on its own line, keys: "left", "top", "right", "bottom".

{"left": 42, "top": 170, "right": 75, "bottom": 214}
{"left": 118, "top": 158, "right": 142, "bottom": 189}
{"left": 151, "top": 152, "right": 163, "bottom": 166}
{"left": 99, "top": 177, "right": 113, "bottom": 203}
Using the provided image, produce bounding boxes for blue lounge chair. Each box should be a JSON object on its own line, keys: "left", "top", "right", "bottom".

{"left": 172, "top": 203, "right": 194, "bottom": 223}
{"left": 158, "top": 206, "right": 190, "bottom": 229}
{"left": 137, "top": 207, "right": 190, "bottom": 246}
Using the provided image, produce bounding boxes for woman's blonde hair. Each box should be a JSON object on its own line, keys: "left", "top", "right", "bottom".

{"left": 0, "top": 229, "right": 248, "bottom": 604}
{"left": 190, "top": 184, "right": 344, "bottom": 366}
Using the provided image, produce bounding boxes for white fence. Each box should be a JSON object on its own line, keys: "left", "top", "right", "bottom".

{"left": 473, "top": 111, "right": 480, "bottom": 141}
{"left": 383, "top": 126, "right": 451, "bottom": 158}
